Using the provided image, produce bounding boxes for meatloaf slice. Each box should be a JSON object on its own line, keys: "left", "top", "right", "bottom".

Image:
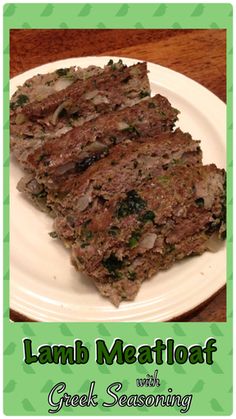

{"left": 50, "top": 129, "right": 202, "bottom": 223}
{"left": 68, "top": 164, "right": 225, "bottom": 306}
{"left": 11, "top": 61, "right": 150, "bottom": 163}
{"left": 22, "top": 61, "right": 150, "bottom": 119}
{"left": 10, "top": 64, "right": 104, "bottom": 113}
{"left": 26, "top": 94, "right": 179, "bottom": 186}
{"left": 17, "top": 129, "right": 201, "bottom": 217}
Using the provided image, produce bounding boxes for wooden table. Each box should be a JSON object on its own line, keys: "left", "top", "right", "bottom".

{"left": 10, "top": 29, "right": 226, "bottom": 322}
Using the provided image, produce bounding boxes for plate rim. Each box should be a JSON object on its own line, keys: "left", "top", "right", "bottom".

{"left": 10, "top": 55, "right": 226, "bottom": 108}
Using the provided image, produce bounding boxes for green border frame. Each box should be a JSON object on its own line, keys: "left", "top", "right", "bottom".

{"left": 3, "top": 3, "right": 233, "bottom": 416}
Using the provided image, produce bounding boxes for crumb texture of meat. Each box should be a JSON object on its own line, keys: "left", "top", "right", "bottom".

{"left": 25, "top": 93, "right": 179, "bottom": 184}
{"left": 10, "top": 61, "right": 150, "bottom": 164}
{"left": 68, "top": 164, "right": 225, "bottom": 306}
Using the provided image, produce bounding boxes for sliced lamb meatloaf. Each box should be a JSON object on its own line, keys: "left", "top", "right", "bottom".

{"left": 48, "top": 129, "right": 202, "bottom": 223}
{"left": 17, "top": 129, "right": 200, "bottom": 216}
{"left": 26, "top": 94, "right": 179, "bottom": 186}
{"left": 10, "top": 66, "right": 101, "bottom": 162}
{"left": 10, "top": 64, "right": 103, "bottom": 112}
{"left": 11, "top": 61, "right": 150, "bottom": 163}
{"left": 68, "top": 164, "right": 225, "bottom": 306}
{"left": 22, "top": 61, "right": 150, "bottom": 119}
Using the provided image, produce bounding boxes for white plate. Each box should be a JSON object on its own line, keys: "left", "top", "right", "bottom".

{"left": 10, "top": 56, "right": 226, "bottom": 322}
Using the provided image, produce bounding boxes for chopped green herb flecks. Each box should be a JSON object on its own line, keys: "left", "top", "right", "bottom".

{"left": 81, "top": 242, "right": 90, "bottom": 248}
{"left": 36, "top": 190, "right": 47, "bottom": 199}
{"left": 122, "top": 125, "right": 140, "bottom": 136}
{"left": 94, "top": 184, "right": 102, "bottom": 190}
{"left": 195, "top": 197, "right": 204, "bottom": 207}
{"left": 166, "top": 243, "right": 176, "bottom": 253}
{"left": 128, "top": 230, "right": 141, "bottom": 248}
{"left": 145, "top": 174, "right": 152, "bottom": 181}
{"left": 83, "top": 230, "right": 93, "bottom": 240}
{"left": 140, "top": 210, "right": 155, "bottom": 223}
{"left": 108, "top": 226, "right": 120, "bottom": 236}
{"left": 110, "top": 136, "right": 117, "bottom": 145}
{"left": 49, "top": 231, "right": 58, "bottom": 239}
{"left": 107, "top": 59, "right": 119, "bottom": 71}
{"left": 102, "top": 254, "right": 124, "bottom": 278}
{"left": 80, "top": 220, "right": 93, "bottom": 242}
{"left": 139, "top": 90, "right": 150, "bottom": 99}
{"left": 16, "top": 94, "right": 29, "bottom": 106}
{"left": 158, "top": 175, "right": 170, "bottom": 184}
{"left": 148, "top": 102, "right": 156, "bottom": 109}
{"left": 56, "top": 68, "right": 69, "bottom": 76}
{"left": 36, "top": 154, "right": 47, "bottom": 163}
{"left": 173, "top": 108, "right": 179, "bottom": 114}
{"left": 117, "top": 190, "right": 146, "bottom": 218}
{"left": 127, "top": 271, "right": 137, "bottom": 281}
{"left": 10, "top": 94, "right": 29, "bottom": 110}
{"left": 172, "top": 158, "right": 183, "bottom": 166}
{"left": 71, "top": 112, "right": 80, "bottom": 120}
{"left": 122, "top": 75, "right": 131, "bottom": 84}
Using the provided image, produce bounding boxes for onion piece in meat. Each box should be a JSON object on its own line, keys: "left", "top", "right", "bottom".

{"left": 55, "top": 126, "right": 72, "bottom": 137}
{"left": 139, "top": 233, "right": 157, "bottom": 250}
{"left": 26, "top": 179, "right": 44, "bottom": 195}
{"left": 206, "top": 232, "right": 224, "bottom": 252}
{"left": 77, "top": 194, "right": 91, "bottom": 212}
{"left": 117, "top": 121, "right": 129, "bottom": 130}
{"left": 84, "top": 141, "right": 108, "bottom": 154}
{"left": 51, "top": 101, "right": 70, "bottom": 125}
{"left": 55, "top": 161, "right": 76, "bottom": 176}
{"left": 15, "top": 113, "right": 27, "bottom": 125}
{"left": 54, "top": 78, "right": 74, "bottom": 92}
{"left": 33, "top": 85, "right": 55, "bottom": 100}
{"left": 79, "top": 151, "right": 89, "bottom": 160}
{"left": 93, "top": 95, "right": 109, "bottom": 105}
{"left": 84, "top": 90, "right": 99, "bottom": 100}
{"left": 17, "top": 175, "right": 34, "bottom": 193}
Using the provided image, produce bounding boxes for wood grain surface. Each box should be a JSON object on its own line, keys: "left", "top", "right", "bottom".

{"left": 10, "top": 29, "right": 226, "bottom": 322}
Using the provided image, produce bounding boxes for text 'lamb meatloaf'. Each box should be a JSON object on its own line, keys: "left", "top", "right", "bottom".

{"left": 26, "top": 94, "right": 179, "bottom": 187}
{"left": 68, "top": 164, "right": 225, "bottom": 306}
{"left": 17, "top": 129, "right": 202, "bottom": 216}
{"left": 11, "top": 61, "right": 150, "bottom": 164}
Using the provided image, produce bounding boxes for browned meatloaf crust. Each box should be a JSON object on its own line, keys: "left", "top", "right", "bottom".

{"left": 11, "top": 61, "right": 150, "bottom": 164}
{"left": 66, "top": 164, "right": 225, "bottom": 306}
{"left": 17, "top": 129, "right": 201, "bottom": 217}
{"left": 26, "top": 94, "right": 179, "bottom": 187}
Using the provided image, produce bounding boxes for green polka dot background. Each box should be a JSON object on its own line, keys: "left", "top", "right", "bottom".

{"left": 3, "top": 3, "right": 233, "bottom": 416}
